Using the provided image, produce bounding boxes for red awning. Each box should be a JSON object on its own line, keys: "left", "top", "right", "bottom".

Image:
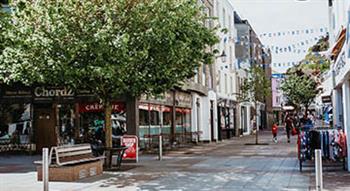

{"left": 331, "top": 28, "right": 346, "bottom": 61}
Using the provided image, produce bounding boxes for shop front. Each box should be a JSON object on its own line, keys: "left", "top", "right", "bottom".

{"left": 139, "top": 90, "right": 192, "bottom": 149}
{"left": 0, "top": 85, "right": 126, "bottom": 153}
{"left": 217, "top": 100, "right": 236, "bottom": 140}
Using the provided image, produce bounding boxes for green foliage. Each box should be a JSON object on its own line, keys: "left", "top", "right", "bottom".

{"left": 239, "top": 65, "right": 271, "bottom": 104}
{"left": 287, "top": 35, "right": 330, "bottom": 74}
{"left": 0, "top": 10, "right": 11, "bottom": 57}
{"left": 0, "top": 0, "right": 218, "bottom": 100}
{"left": 280, "top": 73, "right": 318, "bottom": 111}
{"left": 310, "top": 35, "right": 329, "bottom": 52}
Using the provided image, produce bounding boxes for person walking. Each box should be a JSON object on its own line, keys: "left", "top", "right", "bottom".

{"left": 272, "top": 123, "right": 278, "bottom": 143}
{"left": 285, "top": 114, "right": 293, "bottom": 143}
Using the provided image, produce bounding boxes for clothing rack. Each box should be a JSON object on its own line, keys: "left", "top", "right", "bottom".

{"left": 298, "top": 126, "right": 347, "bottom": 172}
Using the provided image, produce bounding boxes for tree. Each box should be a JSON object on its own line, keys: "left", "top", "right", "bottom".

{"left": 280, "top": 73, "right": 319, "bottom": 117}
{"left": 239, "top": 65, "right": 271, "bottom": 144}
{"left": 287, "top": 35, "right": 331, "bottom": 75}
{"left": 0, "top": 0, "right": 218, "bottom": 148}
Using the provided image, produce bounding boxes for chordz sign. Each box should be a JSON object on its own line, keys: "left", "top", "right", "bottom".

{"left": 34, "top": 87, "right": 74, "bottom": 97}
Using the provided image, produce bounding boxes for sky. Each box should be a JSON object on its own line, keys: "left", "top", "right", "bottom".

{"left": 230, "top": 0, "right": 329, "bottom": 74}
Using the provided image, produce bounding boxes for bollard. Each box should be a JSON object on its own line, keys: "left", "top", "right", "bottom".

{"left": 315, "top": 149, "right": 323, "bottom": 191}
{"left": 42, "top": 148, "right": 49, "bottom": 191}
{"left": 158, "top": 105, "right": 163, "bottom": 161}
{"left": 159, "top": 134, "right": 163, "bottom": 161}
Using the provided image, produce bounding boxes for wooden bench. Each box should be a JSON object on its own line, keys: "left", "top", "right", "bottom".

{"left": 35, "top": 144, "right": 105, "bottom": 181}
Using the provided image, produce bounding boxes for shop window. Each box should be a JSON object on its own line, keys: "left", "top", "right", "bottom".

{"left": 0, "top": 0, "right": 9, "bottom": 5}
{"left": 139, "top": 103, "right": 160, "bottom": 126}
{"left": 0, "top": 103, "right": 32, "bottom": 145}
{"left": 163, "top": 106, "right": 172, "bottom": 126}
{"left": 78, "top": 102, "right": 126, "bottom": 145}
{"left": 58, "top": 104, "right": 76, "bottom": 144}
{"left": 139, "top": 109, "right": 149, "bottom": 126}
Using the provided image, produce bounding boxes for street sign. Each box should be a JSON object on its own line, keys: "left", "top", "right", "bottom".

{"left": 121, "top": 135, "right": 138, "bottom": 162}
{"left": 321, "top": 96, "right": 332, "bottom": 103}
{"left": 272, "top": 73, "right": 285, "bottom": 78}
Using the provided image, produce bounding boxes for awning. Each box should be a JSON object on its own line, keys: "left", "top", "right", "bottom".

{"left": 330, "top": 28, "right": 346, "bottom": 61}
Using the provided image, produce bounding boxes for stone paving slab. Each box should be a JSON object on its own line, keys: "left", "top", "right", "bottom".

{"left": 1, "top": 131, "right": 350, "bottom": 191}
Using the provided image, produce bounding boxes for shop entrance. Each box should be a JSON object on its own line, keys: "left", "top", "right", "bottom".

{"left": 34, "top": 105, "right": 56, "bottom": 152}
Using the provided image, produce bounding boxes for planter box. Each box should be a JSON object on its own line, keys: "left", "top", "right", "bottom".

{"left": 37, "top": 160, "right": 103, "bottom": 182}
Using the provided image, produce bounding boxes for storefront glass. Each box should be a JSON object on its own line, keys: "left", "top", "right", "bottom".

{"left": 78, "top": 102, "right": 126, "bottom": 146}
{"left": 57, "top": 104, "right": 76, "bottom": 145}
{"left": 0, "top": 103, "right": 32, "bottom": 147}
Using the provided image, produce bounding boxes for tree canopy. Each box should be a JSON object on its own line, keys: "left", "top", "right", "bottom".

{"left": 239, "top": 65, "right": 271, "bottom": 104}
{"left": 239, "top": 65, "right": 270, "bottom": 145}
{"left": 287, "top": 35, "right": 330, "bottom": 75}
{"left": 0, "top": 0, "right": 219, "bottom": 147}
{"left": 280, "top": 73, "right": 319, "bottom": 113}
{"left": 0, "top": 0, "right": 218, "bottom": 99}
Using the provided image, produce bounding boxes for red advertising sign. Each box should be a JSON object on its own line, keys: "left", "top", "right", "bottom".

{"left": 79, "top": 102, "right": 125, "bottom": 113}
{"left": 121, "top": 135, "right": 138, "bottom": 162}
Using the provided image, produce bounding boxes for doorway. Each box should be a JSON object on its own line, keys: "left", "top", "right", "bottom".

{"left": 34, "top": 105, "right": 57, "bottom": 152}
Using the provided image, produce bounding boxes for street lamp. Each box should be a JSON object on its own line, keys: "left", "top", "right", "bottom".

{"left": 216, "top": 50, "right": 227, "bottom": 63}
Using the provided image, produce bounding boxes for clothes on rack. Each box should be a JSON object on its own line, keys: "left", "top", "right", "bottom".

{"left": 299, "top": 128, "right": 347, "bottom": 161}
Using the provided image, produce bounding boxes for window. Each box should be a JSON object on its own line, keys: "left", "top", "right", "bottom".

{"left": 194, "top": 68, "right": 199, "bottom": 83}
{"left": 222, "top": 8, "right": 226, "bottom": 27}
{"left": 218, "top": 70, "right": 221, "bottom": 92}
{"left": 0, "top": 0, "right": 9, "bottom": 5}
{"left": 230, "top": 76, "right": 234, "bottom": 94}
{"left": 216, "top": 0, "right": 219, "bottom": 19}
{"left": 229, "top": 46, "right": 233, "bottom": 68}
{"left": 237, "top": 77, "right": 241, "bottom": 94}
{"left": 225, "top": 73, "right": 228, "bottom": 94}
{"left": 202, "top": 65, "right": 206, "bottom": 86}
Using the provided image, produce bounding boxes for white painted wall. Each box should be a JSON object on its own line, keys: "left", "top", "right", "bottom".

{"left": 191, "top": 92, "right": 217, "bottom": 142}
{"left": 214, "top": 0, "right": 237, "bottom": 101}
{"left": 342, "top": 80, "right": 350, "bottom": 172}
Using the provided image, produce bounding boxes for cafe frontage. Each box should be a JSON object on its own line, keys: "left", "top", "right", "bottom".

{"left": 0, "top": 84, "right": 196, "bottom": 153}
{"left": 0, "top": 84, "right": 127, "bottom": 153}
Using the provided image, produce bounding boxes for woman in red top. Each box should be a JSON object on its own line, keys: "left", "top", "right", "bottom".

{"left": 272, "top": 123, "right": 278, "bottom": 143}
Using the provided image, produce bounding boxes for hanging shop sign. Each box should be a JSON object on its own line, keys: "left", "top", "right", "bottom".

{"left": 175, "top": 91, "right": 192, "bottom": 108}
{"left": 121, "top": 135, "right": 138, "bottom": 162}
{"left": 321, "top": 96, "right": 332, "bottom": 103}
{"left": 79, "top": 102, "right": 125, "bottom": 113}
{"left": 140, "top": 92, "right": 174, "bottom": 106}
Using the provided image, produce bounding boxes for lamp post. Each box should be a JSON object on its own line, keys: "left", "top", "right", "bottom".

{"left": 216, "top": 50, "right": 227, "bottom": 63}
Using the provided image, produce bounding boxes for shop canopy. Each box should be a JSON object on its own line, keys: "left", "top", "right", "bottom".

{"left": 330, "top": 28, "right": 346, "bottom": 61}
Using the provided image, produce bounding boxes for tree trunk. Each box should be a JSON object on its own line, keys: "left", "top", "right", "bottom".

{"left": 304, "top": 105, "right": 309, "bottom": 118}
{"left": 105, "top": 101, "right": 113, "bottom": 148}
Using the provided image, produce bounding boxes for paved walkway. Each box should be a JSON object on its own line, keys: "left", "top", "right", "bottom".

{"left": 1, "top": 131, "right": 349, "bottom": 191}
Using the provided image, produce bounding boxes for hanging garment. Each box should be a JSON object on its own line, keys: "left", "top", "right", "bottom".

{"left": 320, "top": 132, "right": 324, "bottom": 157}
{"left": 326, "top": 131, "right": 330, "bottom": 159}
{"left": 329, "top": 130, "right": 335, "bottom": 161}
{"left": 339, "top": 130, "right": 347, "bottom": 158}
{"left": 309, "top": 130, "right": 321, "bottom": 159}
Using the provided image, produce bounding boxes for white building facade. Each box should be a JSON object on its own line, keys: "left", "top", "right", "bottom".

{"left": 324, "top": 0, "right": 350, "bottom": 171}
{"left": 214, "top": 0, "right": 240, "bottom": 140}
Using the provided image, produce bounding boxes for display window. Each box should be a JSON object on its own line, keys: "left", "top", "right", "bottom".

{"left": 78, "top": 102, "right": 126, "bottom": 145}
{"left": 0, "top": 103, "right": 32, "bottom": 145}
{"left": 57, "top": 104, "right": 76, "bottom": 145}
